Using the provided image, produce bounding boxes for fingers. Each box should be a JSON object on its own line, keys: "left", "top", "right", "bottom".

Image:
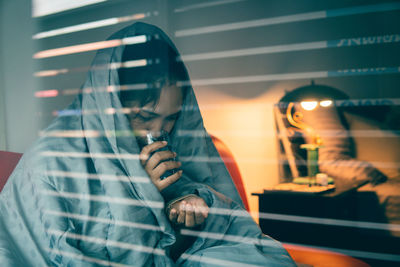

{"left": 153, "top": 161, "right": 181, "bottom": 178}
{"left": 192, "top": 198, "right": 208, "bottom": 225}
{"left": 146, "top": 150, "right": 177, "bottom": 170}
{"left": 199, "top": 203, "right": 209, "bottom": 219}
{"left": 189, "top": 196, "right": 209, "bottom": 218}
{"left": 139, "top": 140, "right": 182, "bottom": 191}
{"left": 139, "top": 141, "right": 168, "bottom": 166}
{"left": 169, "top": 208, "right": 178, "bottom": 223}
{"left": 158, "top": 170, "right": 183, "bottom": 191}
{"left": 176, "top": 201, "right": 186, "bottom": 224}
{"left": 168, "top": 197, "right": 209, "bottom": 228}
{"left": 194, "top": 205, "right": 205, "bottom": 225}
{"left": 185, "top": 204, "right": 195, "bottom": 227}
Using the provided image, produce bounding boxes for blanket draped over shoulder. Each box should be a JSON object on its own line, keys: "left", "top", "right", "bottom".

{"left": 0, "top": 22, "right": 295, "bottom": 267}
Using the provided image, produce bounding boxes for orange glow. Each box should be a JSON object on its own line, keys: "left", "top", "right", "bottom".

{"left": 34, "top": 69, "right": 69, "bottom": 77}
{"left": 300, "top": 101, "right": 318, "bottom": 111}
{"left": 119, "top": 13, "right": 146, "bottom": 22}
{"left": 33, "top": 39, "right": 122, "bottom": 59}
{"left": 33, "top": 36, "right": 146, "bottom": 59}
{"left": 35, "top": 89, "right": 59, "bottom": 98}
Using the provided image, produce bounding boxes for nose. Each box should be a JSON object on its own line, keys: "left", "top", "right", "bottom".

{"left": 147, "top": 118, "right": 164, "bottom": 138}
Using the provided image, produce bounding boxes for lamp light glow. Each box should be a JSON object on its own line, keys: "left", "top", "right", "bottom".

{"left": 320, "top": 99, "right": 333, "bottom": 107}
{"left": 300, "top": 101, "right": 318, "bottom": 111}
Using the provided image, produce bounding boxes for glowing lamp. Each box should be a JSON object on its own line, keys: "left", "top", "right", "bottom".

{"left": 320, "top": 100, "right": 333, "bottom": 107}
{"left": 300, "top": 101, "right": 318, "bottom": 111}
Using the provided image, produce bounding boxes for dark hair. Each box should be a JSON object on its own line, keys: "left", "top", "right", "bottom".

{"left": 118, "top": 37, "right": 188, "bottom": 108}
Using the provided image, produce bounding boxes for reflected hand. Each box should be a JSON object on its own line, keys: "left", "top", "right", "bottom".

{"left": 168, "top": 195, "right": 209, "bottom": 228}
{"left": 140, "top": 141, "right": 182, "bottom": 191}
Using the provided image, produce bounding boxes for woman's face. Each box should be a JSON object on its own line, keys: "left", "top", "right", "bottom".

{"left": 126, "top": 84, "right": 183, "bottom": 145}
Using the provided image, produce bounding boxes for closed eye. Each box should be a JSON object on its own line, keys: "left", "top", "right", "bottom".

{"left": 137, "top": 112, "right": 156, "bottom": 121}
{"left": 166, "top": 111, "right": 181, "bottom": 121}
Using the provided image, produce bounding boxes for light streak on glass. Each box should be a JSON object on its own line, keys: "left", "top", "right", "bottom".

{"left": 62, "top": 88, "right": 81, "bottom": 95}
{"left": 175, "top": 11, "right": 326, "bottom": 37}
{"left": 175, "top": 205, "right": 400, "bottom": 232}
{"left": 109, "top": 59, "right": 147, "bottom": 69}
{"left": 180, "top": 253, "right": 263, "bottom": 267}
{"left": 34, "top": 39, "right": 121, "bottom": 59}
{"left": 41, "top": 151, "right": 140, "bottom": 160}
{"left": 34, "top": 69, "right": 69, "bottom": 77}
{"left": 34, "top": 18, "right": 118, "bottom": 39}
{"left": 119, "top": 83, "right": 149, "bottom": 91}
{"left": 175, "top": 2, "right": 400, "bottom": 37}
{"left": 51, "top": 109, "right": 99, "bottom": 117}
{"left": 34, "top": 33, "right": 399, "bottom": 78}
{"left": 278, "top": 98, "right": 400, "bottom": 109}
{"left": 45, "top": 248, "right": 130, "bottom": 267}
{"left": 182, "top": 66, "right": 400, "bottom": 86}
{"left": 33, "top": 13, "right": 147, "bottom": 39}
{"left": 104, "top": 107, "right": 132, "bottom": 115}
{"left": 40, "top": 188, "right": 400, "bottom": 233}
{"left": 185, "top": 71, "right": 328, "bottom": 86}
{"left": 174, "top": 0, "right": 246, "bottom": 13}
{"left": 176, "top": 128, "right": 400, "bottom": 139}
{"left": 44, "top": 210, "right": 162, "bottom": 231}
{"left": 105, "top": 108, "right": 117, "bottom": 115}
{"left": 34, "top": 67, "right": 89, "bottom": 77}
{"left": 33, "top": 35, "right": 147, "bottom": 59}
{"left": 283, "top": 242, "right": 400, "bottom": 262}
{"left": 39, "top": 130, "right": 100, "bottom": 138}
{"left": 36, "top": 127, "right": 400, "bottom": 144}
{"left": 181, "top": 156, "right": 400, "bottom": 169}
{"left": 181, "top": 229, "right": 277, "bottom": 247}
{"left": 39, "top": 148, "right": 276, "bottom": 164}
{"left": 335, "top": 97, "right": 400, "bottom": 107}
{"left": 44, "top": 170, "right": 148, "bottom": 183}
{"left": 45, "top": 227, "right": 400, "bottom": 264}
{"left": 45, "top": 170, "right": 149, "bottom": 183}
{"left": 43, "top": 84, "right": 148, "bottom": 99}
{"left": 52, "top": 109, "right": 82, "bottom": 117}
{"left": 41, "top": 190, "right": 164, "bottom": 209}
{"left": 121, "top": 35, "right": 147, "bottom": 45}
{"left": 34, "top": 59, "right": 147, "bottom": 77}
{"left": 255, "top": 211, "right": 400, "bottom": 232}
{"left": 180, "top": 229, "right": 400, "bottom": 262}
{"left": 34, "top": 89, "right": 59, "bottom": 98}
{"left": 180, "top": 34, "right": 400, "bottom": 62}
{"left": 47, "top": 229, "right": 166, "bottom": 255}
{"left": 41, "top": 190, "right": 400, "bottom": 232}
{"left": 32, "top": 0, "right": 108, "bottom": 17}
{"left": 104, "top": 107, "right": 134, "bottom": 115}
{"left": 181, "top": 41, "right": 326, "bottom": 61}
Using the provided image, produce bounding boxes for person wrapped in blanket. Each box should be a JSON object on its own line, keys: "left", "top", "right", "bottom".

{"left": 0, "top": 22, "right": 296, "bottom": 266}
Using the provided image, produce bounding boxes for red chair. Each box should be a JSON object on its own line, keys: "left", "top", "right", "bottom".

{"left": 0, "top": 150, "right": 22, "bottom": 192}
{"left": 210, "top": 135, "right": 250, "bottom": 211}
{"left": 0, "top": 146, "right": 369, "bottom": 266}
{"left": 210, "top": 136, "right": 370, "bottom": 267}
